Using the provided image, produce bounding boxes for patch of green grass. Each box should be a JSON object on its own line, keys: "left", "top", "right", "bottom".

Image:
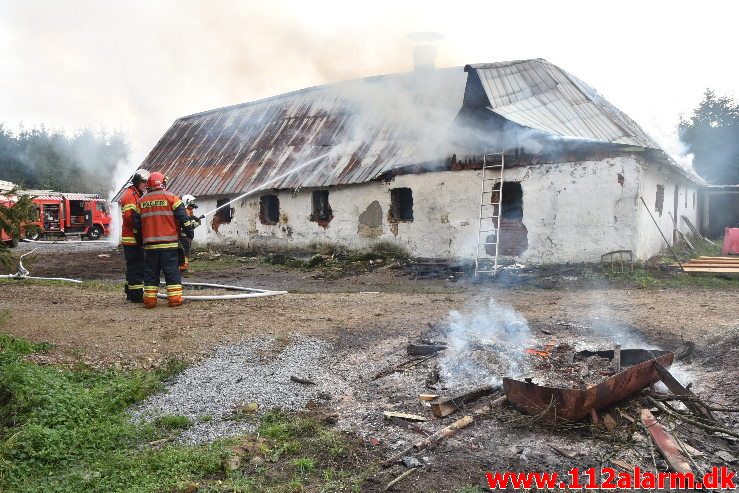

{"left": 0, "top": 337, "right": 373, "bottom": 493}
{"left": 600, "top": 266, "right": 738, "bottom": 289}
{"left": 0, "top": 335, "right": 225, "bottom": 493}
{"left": 153, "top": 415, "right": 191, "bottom": 431}
{"left": 292, "top": 457, "right": 315, "bottom": 474}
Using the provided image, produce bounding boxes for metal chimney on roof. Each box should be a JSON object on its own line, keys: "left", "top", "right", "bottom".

{"left": 408, "top": 32, "right": 444, "bottom": 71}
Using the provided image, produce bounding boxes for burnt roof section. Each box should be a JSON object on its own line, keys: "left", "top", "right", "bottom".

{"left": 142, "top": 68, "right": 468, "bottom": 197}
{"left": 135, "top": 59, "right": 685, "bottom": 197}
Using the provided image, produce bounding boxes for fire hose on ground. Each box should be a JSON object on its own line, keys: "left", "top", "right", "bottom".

{"left": 156, "top": 282, "right": 287, "bottom": 300}
{"left": 0, "top": 249, "right": 82, "bottom": 283}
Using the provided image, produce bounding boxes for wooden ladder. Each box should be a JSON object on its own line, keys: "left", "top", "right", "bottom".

{"left": 475, "top": 151, "right": 505, "bottom": 276}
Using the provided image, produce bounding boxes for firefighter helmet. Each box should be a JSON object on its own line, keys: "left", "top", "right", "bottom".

{"left": 147, "top": 172, "right": 166, "bottom": 189}
{"left": 131, "top": 169, "right": 150, "bottom": 186}
{"left": 182, "top": 194, "right": 196, "bottom": 207}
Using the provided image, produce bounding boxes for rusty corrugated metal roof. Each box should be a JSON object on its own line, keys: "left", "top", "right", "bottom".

{"left": 143, "top": 68, "right": 468, "bottom": 197}
{"left": 466, "top": 59, "right": 660, "bottom": 148}
{"left": 135, "top": 59, "right": 677, "bottom": 198}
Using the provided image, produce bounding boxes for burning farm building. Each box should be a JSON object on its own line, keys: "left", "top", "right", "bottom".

{"left": 133, "top": 58, "right": 703, "bottom": 263}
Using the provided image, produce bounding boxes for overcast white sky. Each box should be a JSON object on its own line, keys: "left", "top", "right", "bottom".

{"left": 0, "top": 0, "right": 736, "bottom": 170}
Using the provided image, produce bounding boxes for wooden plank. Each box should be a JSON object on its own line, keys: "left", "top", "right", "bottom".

{"left": 654, "top": 363, "right": 713, "bottom": 420}
{"left": 382, "top": 415, "right": 474, "bottom": 467}
{"left": 430, "top": 385, "right": 497, "bottom": 418}
{"left": 684, "top": 261, "right": 739, "bottom": 266}
{"left": 699, "top": 256, "right": 737, "bottom": 260}
{"left": 682, "top": 264, "right": 739, "bottom": 268}
{"left": 682, "top": 268, "right": 739, "bottom": 273}
{"left": 382, "top": 411, "right": 428, "bottom": 422}
{"left": 692, "top": 258, "right": 739, "bottom": 262}
{"left": 418, "top": 393, "right": 439, "bottom": 401}
{"left": 641, "top": 409, "right": 692, "bottom": 474}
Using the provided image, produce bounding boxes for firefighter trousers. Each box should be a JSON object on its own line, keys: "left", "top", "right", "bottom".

{"left": 123, "top": 245, "right": 145, "bottom": 302}
{"left": 178, "top": 236, "right": 193, "bottom": 270}
{"left": 143, "top": 248, "right": 183, "bottom": 308}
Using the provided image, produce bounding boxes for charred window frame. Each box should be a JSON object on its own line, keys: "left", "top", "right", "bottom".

{"left": 215, "top": 198, "right": 233, "bottom": 223}
{"left": 390, "top": 188, "right": 414, "bottom": 222}
{"left": 259, "top": 194, "right": 280, "bottom": 225}
{"left": 310, "top": 190, "right": 332, "bottom": 223}
{"left": 655, "top": 185, "right": 664, "bottom": 216}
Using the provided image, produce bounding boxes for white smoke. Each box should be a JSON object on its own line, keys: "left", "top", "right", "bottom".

{"left": 439, "top": 298, "right": 533, "bottom": 389}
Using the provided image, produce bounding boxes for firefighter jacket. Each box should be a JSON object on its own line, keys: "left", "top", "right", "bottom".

{"left": 179, "top": 206, "right": 201, "bottom": 238}
{"left": 119, "top": 185, "right": 142, "bottom": 246}
{"left": 134, "top": 188, "right": 195, "bottom": 250}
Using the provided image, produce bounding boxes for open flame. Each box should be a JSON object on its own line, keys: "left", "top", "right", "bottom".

{"left": 524, "top": 341, "right": 557, "bottom": 358}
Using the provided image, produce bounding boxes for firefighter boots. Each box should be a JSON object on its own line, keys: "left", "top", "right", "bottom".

{"left": 167, "top": 284, "right": 183, "bottom": 307}
{"left": 143, "top": 285, "right": 158, "bottom": 308}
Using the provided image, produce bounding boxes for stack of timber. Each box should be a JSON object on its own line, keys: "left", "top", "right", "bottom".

{"left": 679, "top": 256, "right": 739, "bottom": 274}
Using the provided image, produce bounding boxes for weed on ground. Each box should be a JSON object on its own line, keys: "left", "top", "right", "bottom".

{"left": 0, "top": 325, "right": 373, "bottom": 492}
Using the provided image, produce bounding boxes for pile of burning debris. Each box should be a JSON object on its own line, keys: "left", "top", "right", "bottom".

{"left": 366, "top": 311, "right": 738, "bottom": 490}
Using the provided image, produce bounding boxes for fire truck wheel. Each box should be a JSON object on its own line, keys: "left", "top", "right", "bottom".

{"left": 87, "top": 226, "right": 104, "bottom": 241}
{"left": 25, "top": 230, "right": 40, "bottom": 241}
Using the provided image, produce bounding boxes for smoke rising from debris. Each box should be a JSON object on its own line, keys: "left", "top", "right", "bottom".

{"left": 439, "top": 298, "right": 533, "bottom": 389}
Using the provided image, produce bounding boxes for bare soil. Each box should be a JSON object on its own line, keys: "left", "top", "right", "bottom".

{"left": 1, "top": 247, "right": 738, "bottom": 491}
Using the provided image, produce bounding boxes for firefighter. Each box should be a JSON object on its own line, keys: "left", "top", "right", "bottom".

{"left": 134, "top": 172, "right": 195, "bottom": 308}
{"left": 119, "top": 168, "right": 149, "bottom": 302}
{"left": 178, "top": 194, "right": 201, "bottom": 272}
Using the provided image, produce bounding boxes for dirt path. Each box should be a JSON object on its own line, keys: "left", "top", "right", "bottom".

{"left": 1, "top": 281, "right": 736, "bottom": 369}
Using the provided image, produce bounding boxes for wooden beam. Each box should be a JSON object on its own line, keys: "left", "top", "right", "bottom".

{"left": 654, "top": 363, "right": 714, "bottom": 420}
{"left": 641, "top": 409, "right": 692, "bottom": 474}
{"left": 682, "top": 267, "right": 739, "bottom": 273}
{"left": 430, "top": 385, "right": 498, "bottom": 418}
{"left": 382, "top": 411, "right": 428, "bottom": 422}
{"left": 382, "top": 415, "right": 474, "bottom": 467}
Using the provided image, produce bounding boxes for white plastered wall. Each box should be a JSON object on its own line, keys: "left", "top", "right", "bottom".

{"left": 192, "top": 156, "right": 648, "bottom": 263}
{"left": 635, "top": 162, "right": 700, "bottom": 260}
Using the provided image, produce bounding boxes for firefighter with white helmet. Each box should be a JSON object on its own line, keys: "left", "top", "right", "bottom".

{"left": 178, "top": 194, "right": 200, "bottom": 271}
{"left": 118, "top": 168, "right": 149, "bottom": 302}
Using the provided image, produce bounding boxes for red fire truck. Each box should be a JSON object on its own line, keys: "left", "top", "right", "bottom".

{"left": 23, "top": 192, "right": 112, "bottom": 241}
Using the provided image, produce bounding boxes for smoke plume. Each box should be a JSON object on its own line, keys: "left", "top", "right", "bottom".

{"left": 439, "top": 298, "right": 533, "bottom": 389}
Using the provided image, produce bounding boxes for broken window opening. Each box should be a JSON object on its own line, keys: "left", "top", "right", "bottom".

{"left": 259, "top": 194, "right": 280, "bottom": 225}
{"left": 390, "top": 188, "right": 414, "bottom": 222}
{"left": 310, "top": 190, "right": 332, "bottom": 223}
{"left": 655, "top": 185, "right": 664, "bottom": 216}
{"left": 215, "top": 198, "right": 233, "bottom": 224}
{"left": 500, "top": 182, "right": 524, "bottom": 220}
{"left": 693, "top": 191, "right": 696, "bottom": 210}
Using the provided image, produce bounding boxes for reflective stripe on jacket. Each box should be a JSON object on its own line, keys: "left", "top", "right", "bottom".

{"left": 118, "top": 185, "right": 141, "bottom": 246}
{"left": 136, "top": 189, "right": 187, "bottom": 250}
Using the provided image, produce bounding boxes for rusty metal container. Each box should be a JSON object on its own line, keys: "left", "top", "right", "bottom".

{"left": 503, "top": 349, "right": 674, "bottom": 422}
